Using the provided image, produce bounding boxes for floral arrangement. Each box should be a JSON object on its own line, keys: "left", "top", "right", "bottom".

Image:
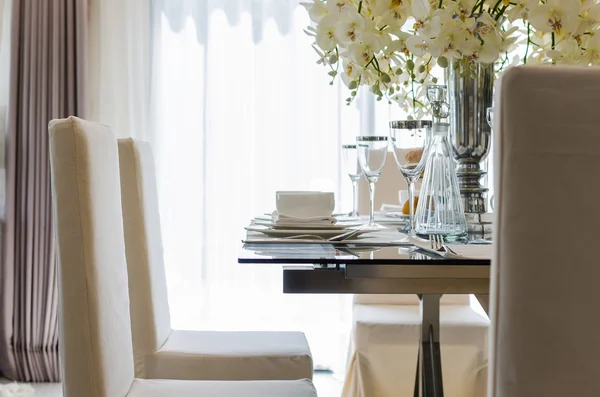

{"left": 302, "top": 0, "right": 600, "bottom": 116}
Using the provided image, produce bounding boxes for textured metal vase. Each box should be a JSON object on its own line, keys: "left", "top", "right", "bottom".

{"left": 445, "top": 61, "right": 493, "bottom": 214}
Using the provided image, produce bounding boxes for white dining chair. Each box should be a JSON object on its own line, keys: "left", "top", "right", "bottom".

{"left": 347, "top": 153, "right": 490, "bottom": 397}
{"left": 49, "top": 116, "right": 317, "bottom": 397}
{"left": 489, "top": 66, "right": 600, "bottom": 397}
{"left": 116, "top": 137, "right": 313, "bottom": 381}
{"left": 342, "top": 294, "right": 489, "bottom": 397}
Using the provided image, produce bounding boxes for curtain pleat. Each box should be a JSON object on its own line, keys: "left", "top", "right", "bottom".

{"left": 154, "top": 0, "right": 297, "bottom": 44}
{"left": 0, "top": 0, "right": 87, "bottom": 382}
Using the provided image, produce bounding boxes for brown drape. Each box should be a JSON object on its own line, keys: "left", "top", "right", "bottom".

{"left": 0, "top": 0, "right": 87, "bottom": 381}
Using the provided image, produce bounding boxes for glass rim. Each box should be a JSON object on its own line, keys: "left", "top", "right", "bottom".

{"left": 390, "top": 120, "right": 432, "bottom": 129}
{"left": 341, "top": 144, "right": 357, "bottom": 149}
{"left": 356, "top": 136, "right": 388, "bottom": 141}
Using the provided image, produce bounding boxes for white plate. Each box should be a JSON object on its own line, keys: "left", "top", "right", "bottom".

{"left": 253, "top": 219, "right": 364, "bottom": 230}
{"left": 245, "top": 225, "right": 380, "bottom": 238}
{"left": 383, "top": 211, "right": 410, "bottom": 219}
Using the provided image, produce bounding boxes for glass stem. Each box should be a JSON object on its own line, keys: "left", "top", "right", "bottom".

{"left": 351, "top": 179, "right": 359, "bottom": 217}
{"left": 368, "top": 180, "right": 376, "bottom": 226}
{"left": 408, "top": 180, "right": 416, "bottom": 235}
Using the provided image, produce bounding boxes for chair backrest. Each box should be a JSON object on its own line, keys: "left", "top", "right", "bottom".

{"left": 49, "top": 117, "right": 134, "bottom": 397}
{"left": 117, "top": 138, "right": 171, "bottom": 375}
{"left": 489, "top": 66, "right": 600, "bottom": 397}
{"left": 358, "top": 154, "right": 408, "bottom": 214}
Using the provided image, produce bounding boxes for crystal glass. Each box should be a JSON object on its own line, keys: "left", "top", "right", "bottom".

{"left": 341, "top": 144, "right": 361, "bottom": 218}
{"left": 389, "top": 120, "right": 431, "bottom": 236}
{"left": 356, "top": 136, "right": 388, "bottom": 228}
{"left": 414, "top": 85, "right": 467, "bottom": 241}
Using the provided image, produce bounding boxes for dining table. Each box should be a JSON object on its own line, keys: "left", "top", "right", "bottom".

{"left": 239, "top": 226, "right": 493, "bottom": 397}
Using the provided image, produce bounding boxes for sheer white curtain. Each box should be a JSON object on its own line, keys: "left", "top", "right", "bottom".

{"left": 150, "top": 0, "right": 368, "bottom": 371}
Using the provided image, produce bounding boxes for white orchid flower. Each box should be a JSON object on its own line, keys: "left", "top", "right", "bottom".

{"left": 406, "top": 35, "right": 429, "bottom": 57}
{"left": 316, "top": 15, "right": 338, "bottom": 52}
{"left": 327, "top": 0, "right": 353, "bottom": 16}
{"left": 584, "top": 33, "right": 600, "bottom": 65}
{"left": 528, "top": 0, "right": 580, "bottom": 37}
{"left": 301, "top": 0, "right": 328, "bottom": 23}
{"left": 411, "top": 0, "right": 431, "bottom": 21}
{"left": 335, "top": 8, "right": 366, "bottom": 45}
{"left": 505, "top": 0, "right": 537, "bottom": 22}
{"left": 347, "top": 32, "right": 383, "bottom": 65}
{"left": 341, "top": 58, "right": 360, "bottom": 87}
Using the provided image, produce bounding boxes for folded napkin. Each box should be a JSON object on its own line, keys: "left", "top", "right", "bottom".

{"left": 407, "top": 236, "right": 493, "bottom": 260}
{"left": 271, "top": 211, "right": 337, "bottom": 226}
{"left": 379, "top": 203, "right": 404, "bottom": 214}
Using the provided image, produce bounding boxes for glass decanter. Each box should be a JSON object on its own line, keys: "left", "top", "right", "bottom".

{"left": 414, "top": 85, "right": 467, "bottom": 241}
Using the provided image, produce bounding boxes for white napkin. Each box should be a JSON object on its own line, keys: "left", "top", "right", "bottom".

{"left": 379, "top": 203, "right": 404, "bottom": 214}
{"left": 408, "top": 236, "right": 493, "bottom": 260}
{"left": 271, "top": 211, "right": 337, "bottom": 226}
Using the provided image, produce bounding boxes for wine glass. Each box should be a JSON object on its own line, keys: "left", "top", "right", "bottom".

{"left": 389, "top": 120, "right": 431, "bottom": 236}
{"left": 356, "top": 136, "right": 388, "bottom": 228}
{"left": 486, "top": 107, "right": 493, "bottom": 129}
{"left": 341, "top": 144, "right": 361, "bottom": 219}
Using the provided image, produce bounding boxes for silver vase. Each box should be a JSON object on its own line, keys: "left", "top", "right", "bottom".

{"left": 445, "top": 61, "right": 493, "bottom": 214}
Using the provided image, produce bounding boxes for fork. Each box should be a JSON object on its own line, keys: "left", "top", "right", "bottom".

{"left": 429, "top": 235, "right": 459, "bottom": 255}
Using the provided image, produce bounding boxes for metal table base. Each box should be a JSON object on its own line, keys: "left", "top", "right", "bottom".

{"left": 416, "top": 294, "right": 444, "bottom": 397}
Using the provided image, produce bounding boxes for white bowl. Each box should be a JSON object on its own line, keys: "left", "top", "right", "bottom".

{"left": 276, "top": 191, "right": 335, "bottom": 218}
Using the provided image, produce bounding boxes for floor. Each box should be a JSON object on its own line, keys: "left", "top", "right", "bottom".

{"left": 2, "top": 372, "right": 343, "bottom": 397}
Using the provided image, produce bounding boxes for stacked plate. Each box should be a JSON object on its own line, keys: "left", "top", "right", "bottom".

{"left": 245, "top": 214, "right": 372, "bottom": 239}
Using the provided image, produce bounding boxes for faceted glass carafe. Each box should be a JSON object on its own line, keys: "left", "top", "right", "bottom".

{"left": 414, "top": 124, "right": 467, "bottom": 241}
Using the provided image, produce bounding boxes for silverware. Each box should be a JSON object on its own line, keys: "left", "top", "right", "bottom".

{"left": 429, "top": 235, "right": 460, "bottom": 256}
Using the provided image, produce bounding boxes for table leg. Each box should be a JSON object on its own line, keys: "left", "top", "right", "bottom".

{"left": 419, "top": 294, "right": 444, "bottom": 397}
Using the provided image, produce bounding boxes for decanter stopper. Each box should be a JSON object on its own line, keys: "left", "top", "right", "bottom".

{"left": 426, "top": 85, "right": 450, "bottom": 125}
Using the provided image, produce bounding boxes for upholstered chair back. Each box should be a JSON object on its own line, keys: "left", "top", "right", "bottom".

{"left": 490, "top": 66, "right": 600, "bottom": 397}
{"left": 49, "top": 117, "right": 134, "bottom": 397}
{"left": 117, "top": 138, "right": 172, "bottom": 375}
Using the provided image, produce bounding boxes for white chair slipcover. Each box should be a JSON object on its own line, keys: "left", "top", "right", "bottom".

{"left": 49, "top": 116, "right": 317, "bottom": 397}
{"left": 117, "top": 138, "right": 313, "bottom": 381}
{"left": 346, "top": 155, "right": 490, "bottom": 397}
{"left": 342, "top": 295, "right": 489, "bottom": 397}
{"left": 489, "top": 66, "right": 600, "bottom": 397}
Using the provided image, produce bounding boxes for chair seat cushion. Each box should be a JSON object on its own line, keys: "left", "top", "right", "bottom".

{"left": 145, "top": 330, "right": 313, "bottom": 380}
{"left": 129, "top": 378, "right": 317, "bottom": 397}
{"left": 345, "top": 304, "right": 489, "bottom": 397}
